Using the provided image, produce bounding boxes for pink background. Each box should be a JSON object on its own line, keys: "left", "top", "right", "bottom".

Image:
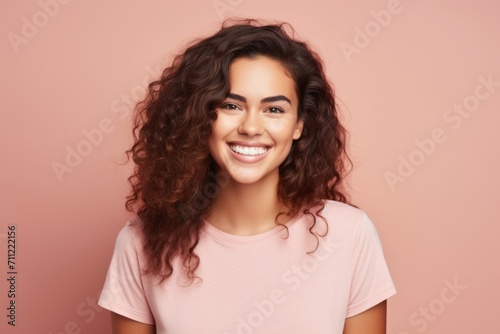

{"left": 2, "top": 0, "right": 499, "bottom": 333}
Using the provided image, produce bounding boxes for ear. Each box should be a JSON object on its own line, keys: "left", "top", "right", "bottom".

{"left": 293, "top": 118, "right": 304, "bottom": 140}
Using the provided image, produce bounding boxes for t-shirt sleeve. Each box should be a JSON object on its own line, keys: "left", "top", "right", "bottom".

{"left": 97, "top": 222, "right": 155, "bottom": 325}
{"left": 345, "top": 212, "right": 397, "bottom": 318}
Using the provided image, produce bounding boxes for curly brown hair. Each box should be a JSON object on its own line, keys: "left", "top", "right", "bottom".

{"left": 125, "top": 19, "right": 352, "bottom": 283}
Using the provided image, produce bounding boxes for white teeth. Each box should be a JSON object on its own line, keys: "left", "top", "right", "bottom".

{"left": 229, "top": 145, "right": 269, "bottom": 156}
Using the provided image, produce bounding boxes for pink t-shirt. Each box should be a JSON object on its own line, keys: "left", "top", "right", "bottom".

{"left": 98, "top": 200, "right": 396, "bottom": 333}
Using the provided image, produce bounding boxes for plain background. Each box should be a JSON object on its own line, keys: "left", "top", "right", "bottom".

{"left": 2, "top": 0, "right": 499, "bottom": 333}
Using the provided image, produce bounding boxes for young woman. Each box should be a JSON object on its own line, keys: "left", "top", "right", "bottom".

{"left": 98, "top": 19, "right": 396, "bottom": 334}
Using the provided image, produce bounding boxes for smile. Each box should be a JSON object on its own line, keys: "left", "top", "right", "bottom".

{"left": 229, "top": 144, "right": 270, "bottom": 156}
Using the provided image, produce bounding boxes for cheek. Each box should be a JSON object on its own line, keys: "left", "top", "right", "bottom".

{"left": 266, "top": 119, "right": 300, "bottom": 143}
{"left": 210, "top": 116, "right": 234, "bottom": 138}
{"left": 267, "top": 118, "right": 287, "bottom": 133}
{"left": 209, "top": 121, "right": 222, "bottom": 142}
{"left": 208, "top": 121, "right": 228, "bottom": 156}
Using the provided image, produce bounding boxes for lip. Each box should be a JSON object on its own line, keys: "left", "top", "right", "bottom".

{"left": 227, "top": 142, "right": 272, "bottom": 163}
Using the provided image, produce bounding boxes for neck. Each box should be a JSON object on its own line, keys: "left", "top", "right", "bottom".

{"left": 207, "top": 173, "right": 286, "bottom": 236}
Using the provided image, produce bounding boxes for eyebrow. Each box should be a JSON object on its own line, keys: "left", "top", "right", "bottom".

{"left": 227, "top": 93, "right": 291, "bottom": 105}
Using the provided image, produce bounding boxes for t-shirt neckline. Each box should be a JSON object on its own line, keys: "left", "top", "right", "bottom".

{"left": 202, "top": 215, "right": 302, "bottom": 246}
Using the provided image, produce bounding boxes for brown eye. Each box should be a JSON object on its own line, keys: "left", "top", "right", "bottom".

{"left": 267, "top": 107, "right": 285, "bottom": 114}
{"left": 221, "top": 103, "right": 240, "bottom": 110}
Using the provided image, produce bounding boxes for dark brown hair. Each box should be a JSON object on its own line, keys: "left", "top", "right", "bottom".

{"left": 125, "top": 19, "right": 352, "bottom": 283}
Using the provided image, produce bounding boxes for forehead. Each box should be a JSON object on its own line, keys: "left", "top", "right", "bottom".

{"left": 228, "top": 56, "right": 297, "bottom": 102}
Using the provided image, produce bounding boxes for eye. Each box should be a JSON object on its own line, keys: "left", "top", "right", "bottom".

{"left": 267, "top": 107, "right": 285, "bottom": 114}
{"left": 220, "top": 103, "right": 240, "bottom": 110}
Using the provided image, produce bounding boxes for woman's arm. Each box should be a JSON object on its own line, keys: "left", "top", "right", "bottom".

{"left": 343, "top": 300, "right": 387, "bottom": 334}
{"left": 111, "top": 312, "right": 156, "bottom": 334}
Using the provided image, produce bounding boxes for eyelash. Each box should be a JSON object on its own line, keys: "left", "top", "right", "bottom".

{"left": 220, "top": 103, "right": 240, "bottom": 110}
{"left": 219, "top": 103, "right": 285, "bottom": 114}
{"left": 267, "top": 107, "right": 285, "bottom": 114}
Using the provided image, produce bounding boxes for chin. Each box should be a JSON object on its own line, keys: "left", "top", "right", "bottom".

{"left": 226, "top": 174, "right": 262, "bottom": 185}
{"left": 225, "top": 169, "right": 278, "bottom": 186}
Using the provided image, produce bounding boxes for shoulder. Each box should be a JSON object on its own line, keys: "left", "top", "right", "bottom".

{"left": 113, "top": 216, "right": 146, "bottom": 253}
{"left": 320, "top": 200, "right": 366, "bottom": 224}
{"left": 309, "top": 200, "right": 378, "bottom": 239}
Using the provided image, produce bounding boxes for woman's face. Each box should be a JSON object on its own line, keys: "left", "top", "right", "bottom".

{"left": 208, "top": 56, "right": 303, "bottom": 186}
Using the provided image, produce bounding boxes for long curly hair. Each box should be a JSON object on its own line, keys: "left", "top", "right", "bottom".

{"left": 125, "top": 19, "right": 352, "bottom": 283}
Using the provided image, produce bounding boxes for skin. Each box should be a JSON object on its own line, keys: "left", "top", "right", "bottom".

{"left": 207, "top": 56, "right": 303, "bottom": 235}
{"left": 111, "top": 55, "right": 387, "bottom": 333}
{"left": 343, "top": 300, "right": 387, "bottom": 334}
{"left": 111, "top": 312, "right": 155, "bottom": 334}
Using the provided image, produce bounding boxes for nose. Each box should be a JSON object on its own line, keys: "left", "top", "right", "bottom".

{"left": 238, "top": 110, "right": 264, "bottom": 137}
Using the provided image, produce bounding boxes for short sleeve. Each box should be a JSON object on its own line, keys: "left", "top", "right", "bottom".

{"left": 345, "top": 212, "right": 397, "bottom": 317}
{"left": 98, "top": 222, "right": 155, "bottom": 324}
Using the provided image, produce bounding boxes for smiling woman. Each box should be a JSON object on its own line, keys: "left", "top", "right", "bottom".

{"left": 208, "top": 56, "right": 303, "bottom": 191}
{"left": 97, "top": 19, "right": 396, "bottom": 334}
